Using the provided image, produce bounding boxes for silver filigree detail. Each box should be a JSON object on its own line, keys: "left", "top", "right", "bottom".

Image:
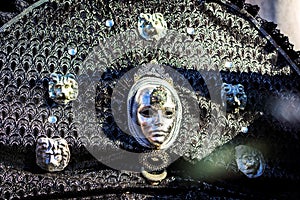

{"left": 133, "top": 63, "right": 173, "bottom": 85}
{"left": 139, "top": 150, "right": 170, "bottom": 171}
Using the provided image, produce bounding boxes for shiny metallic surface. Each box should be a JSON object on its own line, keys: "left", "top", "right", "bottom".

{"left": 36, "top": 137, "right": 70, "bottom": 172}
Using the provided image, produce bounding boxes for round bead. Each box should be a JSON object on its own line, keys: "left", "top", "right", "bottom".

{"left": 186, "top": 27, "right": 195, "bottom": 35}
{"left": 106, "top": 19, "right": 114, "bottom": 27}
{"left": 48, "top": 115, "right": 57, "bottom": 123}
{"left": 225, "top": 61, "right": 233, "bottom": 68}
{"left": 241, "top": 127, "right": 248, "bottom": 133}
{"left": 68, "top": 48, "right": 77, "bottom": 56}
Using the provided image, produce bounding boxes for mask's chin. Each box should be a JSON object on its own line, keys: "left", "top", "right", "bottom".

{"left": 148, "top": 136, "right": 166, "bottom": 149}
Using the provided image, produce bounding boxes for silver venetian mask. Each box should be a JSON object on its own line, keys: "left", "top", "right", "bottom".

{"left": 235, "top": 145, "right": 265, "bottom": 178}
{"left": 36, "top": 137, "right": 70, "bottom": 172}
{"left": 49, "top": 73, "right": 79, "bottom": 104}
{"left": 128, "top": 77, "right": 182, "bottom": 149}
{"left": 138, "top": 13, "right": 168, "bottom": 41}
{"left": 221, "top": 83, "right": 247, "bottom": 113}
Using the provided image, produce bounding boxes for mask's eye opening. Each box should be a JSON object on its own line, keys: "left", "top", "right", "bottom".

{"left": 139, "top": 107, "right": 154, "bottom": 118}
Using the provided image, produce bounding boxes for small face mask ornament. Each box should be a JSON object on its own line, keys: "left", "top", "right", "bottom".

{"left": 49, "top": 73, "right": 78, "bottom": 104}
{"left": 138, "top": 13, "right": 167, "bottom": 41}
{"left": 221, "top": 83, "right": 247, "bottom": 113}
{"left": 36, "top": 137, "right": 70, "bottom": 172}
{"left": 136, "top": 86, "right": 176, "bottom": 148}
{"left": 235, "top": 145, "right": 265, "bottom": 178}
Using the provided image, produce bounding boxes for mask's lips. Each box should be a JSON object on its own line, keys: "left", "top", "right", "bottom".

{"left": 148, "top": 131, "right": 168, "bottom": 145}
{"left": 150, "top": 130, "right": 168, "bottom": 137}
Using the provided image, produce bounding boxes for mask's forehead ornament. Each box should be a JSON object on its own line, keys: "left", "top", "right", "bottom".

{"left": 150, "top": 86, "right": 168, "bottom": 107}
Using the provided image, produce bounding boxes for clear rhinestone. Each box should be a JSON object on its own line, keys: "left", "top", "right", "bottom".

{"left": 68, "top": 48, "right": 77, "bottom": 56}
{"left": 48, "top": 115, "right": 57, "bottom": 123}
{"left": 106, "top": 19, "right": 114, "bottom": 27}
{"left": 241, "top": 127, "right": 248, "bottom": 133}
{"left": 187, "top": 27, "right": 195, "bottom": 35}
{"left": 225, "top": 61, "right": 233, "bottom": 68}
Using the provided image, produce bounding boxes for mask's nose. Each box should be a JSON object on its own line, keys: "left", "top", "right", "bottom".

{"left": 234, "top": 96, "right": 241, "bottom": 106}
{"left": 56, "top": 88, "right": 66, "bottom": 98}
{"left": 154, "top": 110, "right": 164, "bottom": 126}
{"left": 144, "top": 24, "right": 157, "bottom": 36}
{"left": 47, "top": 155, "right": 59, "bottom": 167}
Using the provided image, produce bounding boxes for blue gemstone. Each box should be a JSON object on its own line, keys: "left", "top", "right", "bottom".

{"left": 48, "top": 116, "right": 57, "bottom": 123}
{"left": 187, "top": 27, "right": 195, "bottom": 35}
{"left": 106, "top": 19, "right": 114, "bottom": 27}
{"left": 241, "top": 127, "right": 248, "bottom": 133}
{"left": 68, "top": 48, "right": 77, "bottom": 56}
{"left": 225, "top": 61, "right": 233, "bottom": 68}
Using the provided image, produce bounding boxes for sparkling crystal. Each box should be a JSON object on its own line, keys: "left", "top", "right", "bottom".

{"left": 106, "top": 19, "right": 114, "bottom": 27}
{"left": 48, "top": 115, "right": 57, "bottom": 123}
{"left": 186, "top": 27, "right": 195, "bottom": 35}
{"left": 241, "top": 127, "right": 248, "bottom": 133}
{"left": 68, "top": 48, "right": 77, "bottom": 56}
{"left": 225, "top": 61, "right": 233, "bottom": 68}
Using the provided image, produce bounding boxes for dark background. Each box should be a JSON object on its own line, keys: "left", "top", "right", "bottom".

{"left": 0, "top": 0, "right": 38, "bottom": 26}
